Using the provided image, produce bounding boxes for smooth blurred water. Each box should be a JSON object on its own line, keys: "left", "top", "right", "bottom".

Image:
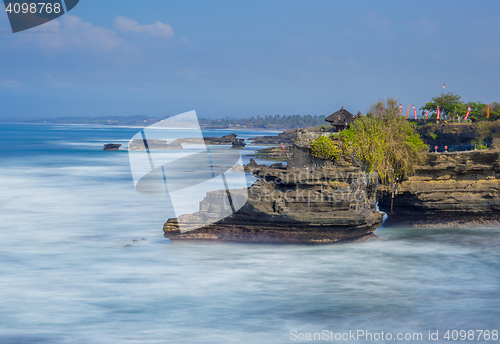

{"left": 1, "top": 124, "right": 499, "bottom": 344}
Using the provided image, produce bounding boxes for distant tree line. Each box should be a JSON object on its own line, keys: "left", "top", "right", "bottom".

{"left": 5, "top": 114, "right": 327, "bottom": 129}
{"left": 199, "top": 114, "right": 327, "bottom": 129}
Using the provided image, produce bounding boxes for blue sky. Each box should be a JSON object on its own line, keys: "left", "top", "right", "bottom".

{"left": 0, "top": 0, "right": 499, "bottom": 120}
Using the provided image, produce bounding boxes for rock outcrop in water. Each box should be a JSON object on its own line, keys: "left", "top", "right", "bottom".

{"left": 248, "top": 128, "right": 298, "bottom": 145}
{"left": 103, "top": 144, "right": 122, "bottom": 151}
{"left": 174, "top": 134, "right": 242, "bottom": 146}
{"left": 162, "top": 125, "right": 500, "bottom": 242}
{"left": 164, "top": 162, "right": 384, "bottom": 243}
{"left": 128, "top": 134, "right": 246, "bottom": 150}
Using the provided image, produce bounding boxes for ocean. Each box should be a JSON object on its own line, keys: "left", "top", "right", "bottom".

{"left": 0, "top": 123, "right": 499, "bottom": 343}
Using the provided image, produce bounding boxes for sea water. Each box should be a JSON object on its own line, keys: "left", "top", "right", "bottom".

{"left": 0, "top": 124, "right": 499, "bottom": 344}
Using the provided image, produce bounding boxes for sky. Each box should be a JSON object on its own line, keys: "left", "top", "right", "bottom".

{"left": 0, "top": 0, "right": 499, "bottom": 120}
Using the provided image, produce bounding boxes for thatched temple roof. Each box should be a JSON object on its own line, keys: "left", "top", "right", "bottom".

{"left": 325, "top": 107, "right": 355, "bottom": 127}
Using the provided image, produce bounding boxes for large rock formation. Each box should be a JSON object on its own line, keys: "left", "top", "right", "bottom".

{"left": 379, "top": 149, "right": 500, "bottom": 226}
{"left": 164, "top": 164, "right": 384, "bottom": 243}
{"left": 162, "top": 129, "right": 500, "bottom": 241}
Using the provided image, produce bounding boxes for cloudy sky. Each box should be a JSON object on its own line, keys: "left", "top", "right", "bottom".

{"left": 0, "top": 0, "right": 499, "bottom": 120}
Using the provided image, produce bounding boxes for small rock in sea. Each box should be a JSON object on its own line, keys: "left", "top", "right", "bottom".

{"left": 141, "top": 238, "right": 147, "bottom": 241}
{"left": 133, "top": 239, "right": 139, "bottom": 242}
{"left": 103, "top": 144, "right": 121, "bottom": 151}
{"left": 123, "top": 245, "right": 132, "bottom": 248}
{"left": 248, "top": 159, "right": 259, "bottom": 168}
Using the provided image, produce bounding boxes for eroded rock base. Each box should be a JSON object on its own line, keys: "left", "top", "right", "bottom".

{"left": 383, "top": 213, "right": 500, "bottom": 228}
{"left": 164, "top": 223, "right": 378, "bottom": 244}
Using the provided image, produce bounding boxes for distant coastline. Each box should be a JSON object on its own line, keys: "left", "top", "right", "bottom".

{"left": 0, "top": 122, "right": 285, "bottom": 133}
{"left": 0, "top": 114, "right": 327, "bottom": 130}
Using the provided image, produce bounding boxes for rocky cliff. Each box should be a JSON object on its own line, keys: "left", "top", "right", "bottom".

{"left": 416, "top": 121, "right": 500, "bottom": 147}
{"left": 288, "top": 130, "right": 500, "bottom": 227}
{"left": 379, "top": 149, "right": 500, "bottom": 226}
{"left": 164, "top": 164, "right": 383, "bottom": 243}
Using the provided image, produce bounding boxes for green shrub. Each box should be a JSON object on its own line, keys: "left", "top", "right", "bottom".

{"left": 340, "top": 98, "right": 428, "bottom": 184}
{"left": 310, "top": 135, "right": 340, "bottom": 161}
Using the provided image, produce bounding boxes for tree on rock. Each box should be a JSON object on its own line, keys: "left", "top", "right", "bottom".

{"left": 340, "top": 98, "right": 428, "bottom": 184}
{"left": 421, "top": 92, "right": 463, "bottom": 120}
{"left": 310, "top": 135, "right": 341, "bottom": 160}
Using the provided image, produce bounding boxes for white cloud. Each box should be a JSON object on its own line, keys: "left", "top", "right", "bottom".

{"left": 366, "top": 10, "right": 391, "bottom": 32}
{"left": 0, "top": 77, "right": 24, "bottom": 88}
{"left": 114, "top": 16, "right": 174, "bottom": 38}
{"left": 179, "top": 36, "right": 194, "bottom": 47}
{"left": 10, "top": 15, "right": 121, "bottom": 52}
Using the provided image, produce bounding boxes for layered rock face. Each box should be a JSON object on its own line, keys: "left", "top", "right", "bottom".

{"left": 164, "top": 164, "right": 384, "bottom": 243}
{"left": 416, "top": 121, "right": 500, "bottom": 147}
{"left": 379, "top": 150, "right": 500, "bottom": 225}
{"left": 416, "top": 123, "right": 477, "bottom": 146}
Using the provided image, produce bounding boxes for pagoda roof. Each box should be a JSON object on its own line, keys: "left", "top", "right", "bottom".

{"left": 325, "top": 107, "right": 355, "bottom": 126}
